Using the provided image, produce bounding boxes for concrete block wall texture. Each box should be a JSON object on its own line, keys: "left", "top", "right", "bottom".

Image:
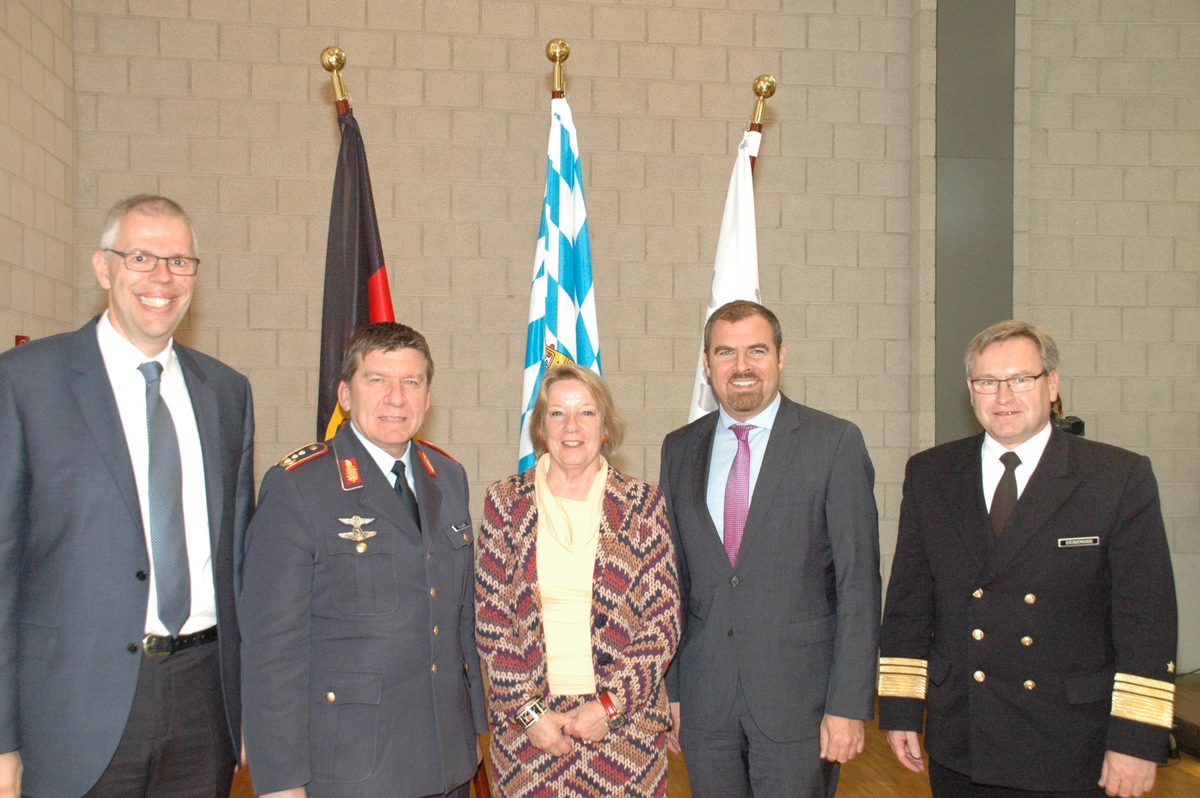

{"left": 1017, "top": 0, "right": 1200, "bottom": 668}
{"left": 0, "top": 0, "right": 75, "bottom": 344}
{"left": 62, "top": 0, "right": 923, "bottom": 557}
{"left": 0, "top": 1, "right": 1194, "bottom": 663}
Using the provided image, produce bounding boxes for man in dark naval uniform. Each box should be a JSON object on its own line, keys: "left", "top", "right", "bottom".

{"left": 240, "top": 322, "right": 486, "bottom": 798}
{"left": 879, "top": 320, "right": 1177, "bottom": 798}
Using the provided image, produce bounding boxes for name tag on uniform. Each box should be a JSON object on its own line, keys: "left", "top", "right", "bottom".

{"left": 1058, "top": 536, "right": 1099, "bottom": 548}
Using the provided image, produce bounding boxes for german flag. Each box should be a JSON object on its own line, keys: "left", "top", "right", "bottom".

{"left": 317, "top": 105, "right": 395, "bottom": 440}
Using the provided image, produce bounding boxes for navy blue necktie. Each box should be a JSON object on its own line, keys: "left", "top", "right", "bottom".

{"left": 392, "top": 460, "right": 421, "bottom": 528}
{"left": 138, "top": 361, "right": 191, "bottom": 636}
{"left": 990, "top": 451, "right": 1021, "bottom": 536}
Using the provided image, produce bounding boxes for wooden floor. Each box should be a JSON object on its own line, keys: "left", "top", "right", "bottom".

{"left": 231, "top": 720, "right": 1200, "bottom": 797}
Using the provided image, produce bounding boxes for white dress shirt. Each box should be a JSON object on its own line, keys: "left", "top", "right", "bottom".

{"left": 981, "top": 421, "right": 1052, "bottom": 511}
{"left": 96, "top": 312, "right": 214, "bottom": 636}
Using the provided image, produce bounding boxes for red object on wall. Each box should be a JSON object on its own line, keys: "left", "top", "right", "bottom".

{"left": 15, "top": 335, "right": 30, "bottom": 346}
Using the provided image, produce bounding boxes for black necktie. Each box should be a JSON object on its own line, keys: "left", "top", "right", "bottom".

{"left": 138, "top": 361, "right": 191, "bottom": 636}
{"left": 391, "top": 460, "right": 420, "bottom": 528}
{"left": 990, "top": 451, "right": 1021, "bottom": 535}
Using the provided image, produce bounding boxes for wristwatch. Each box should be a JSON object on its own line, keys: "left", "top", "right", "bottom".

{"left": 514, "top": 697, "right": 549, "bottom": 729}
{"left": 597, "top": 691, "right": 629, "bottom": 729}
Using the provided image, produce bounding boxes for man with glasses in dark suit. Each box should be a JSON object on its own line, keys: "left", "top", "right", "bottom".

{"left": 0, "top": 195, "right": 254, "bottom": 797}
{"left": 879, "top": 320, "right": 1177, "bottom": 798}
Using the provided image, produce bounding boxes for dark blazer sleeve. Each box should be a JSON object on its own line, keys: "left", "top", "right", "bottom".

{"left": 239, "top": 465, "right": 317, "bottom": 792}
{"left": 821, "top": 420, "right": 882, "bottom": 720}
{"left": 0, "top": 360, "right": 27, "bottom": 752}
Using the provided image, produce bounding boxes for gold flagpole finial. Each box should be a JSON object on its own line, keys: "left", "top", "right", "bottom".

{"left": 321, "top": 47, "right": 349, "bottom": 105}
{"left": 546, "top": 39, "right": 570, "bottom": 95}
{"left": 750, "top": 74, "right": 777, "bottom": 127}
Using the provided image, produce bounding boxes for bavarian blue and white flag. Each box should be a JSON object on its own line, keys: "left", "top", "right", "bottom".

{"left": 518, "top": 96, "right": 602, "bottom": 471}
{"left": 688, "top": 128, "right": 762, "bottom": 422}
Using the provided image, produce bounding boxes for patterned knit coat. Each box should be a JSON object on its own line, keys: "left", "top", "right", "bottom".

{"left": 475, "top": 466, "right": 681, "bottom": 797}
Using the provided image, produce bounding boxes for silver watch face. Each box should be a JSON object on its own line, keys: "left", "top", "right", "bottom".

{"left": 606, "top": 714, "right": 629, "bottom": 730}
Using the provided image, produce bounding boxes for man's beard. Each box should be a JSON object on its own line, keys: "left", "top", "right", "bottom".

{"left": 723, "top": 372, "right": 763, "bottom": 414}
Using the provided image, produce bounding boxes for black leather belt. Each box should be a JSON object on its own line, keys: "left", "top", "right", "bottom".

{"left": 143, "top": 626, "right": 218, "bottom": 657}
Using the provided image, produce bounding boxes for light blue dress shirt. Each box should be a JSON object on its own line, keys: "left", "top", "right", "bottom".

{"left": 705, "top": 392, "right": 782, "bottom": 543}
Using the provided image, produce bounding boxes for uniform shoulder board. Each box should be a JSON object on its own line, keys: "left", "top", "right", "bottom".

{"left": 417, "top": 439, "right": 458, "bottom": 463}
{"left": 279, "top": 443, "right": 330, "bottom": 470}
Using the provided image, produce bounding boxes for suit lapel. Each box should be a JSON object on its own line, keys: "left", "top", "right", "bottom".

{"left": 936, "top": 435, "right": 990, "bottom": 576}
{"left": 684, "top": 414, "right": 727, "bottom": 567}
{"left": 333, "top": 429, "right": 420, "bottom": 544}
{"left": 982, "top": 430, "right": 1079, "bottom": 582}
{"left": 69, "top": 323, "right": 142, "bottom": 531}
{"left": 738, "top": 398, "right": 802, "bottom": 564}
{"left": 411, "top": 444, "right": 443, "bottom": 547}
{"left": 177, "top": 346, "right": 224, "bottom": 553}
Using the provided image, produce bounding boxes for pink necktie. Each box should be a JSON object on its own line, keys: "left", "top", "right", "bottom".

{"left": 723, "top": 424, "right": 755, "bottom": 567}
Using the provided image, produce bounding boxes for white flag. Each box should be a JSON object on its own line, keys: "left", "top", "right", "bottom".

{"left": 688, "top": 129, "right": 762, "bottom": 421}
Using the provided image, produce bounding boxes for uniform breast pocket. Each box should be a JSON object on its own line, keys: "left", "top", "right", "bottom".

{"left": 309, "top": 669, "right": 382, "bottom": 782}
{"left": 324, "top": 534, "right": 399, "bottom": 615}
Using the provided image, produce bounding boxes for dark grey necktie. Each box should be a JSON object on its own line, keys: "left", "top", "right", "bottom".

{"left": 391, "top": 460, "right": 421, "bottom": 528}
{"left": 138, "top": 361, "right": 190, "bottom": 636}
{"left": 990, "top": 451, "right": 1021, "bottom": 535}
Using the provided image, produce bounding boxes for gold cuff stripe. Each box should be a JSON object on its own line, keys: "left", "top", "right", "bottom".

{"left": 878, "top": 657, "right": 928, "bottom": 698}
{"left": 1114, "top": 673, "right": 1175, "bottom": 696}
{"left": 880, "top": 657, "right": 928, "bottom": 670}
{"left": 1112, "top": 673, "right": 1175, "bottom": 728}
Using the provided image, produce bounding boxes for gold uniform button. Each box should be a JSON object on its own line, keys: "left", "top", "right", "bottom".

{"left": 971, "top": 629, "right": 984, "bottom": 640}
{"left": 325, "top": 692, "right": 336, "bottom": 703}
{"left": 1024, "top": 680, "right": 1036, "bottom": 690}
{"left": 1021, "top": 636, "right": 1033, "bottom": 646}
{"left": 972, "top": 588, "right": 983, "bottom": 598}
{"left": 433, "top": 625, "right": 440, "bottom": 636}
{"left": 355, "top": 542, "right": 367, "bottom": 554}
{"left": 430, "top": 588, "right": 437, "bottom": 598}
{"left": 431, "top": 663, "right": 438, "bottom": 674}
{"left": 973, "top": 671, "right": 986, "bottom": 682}
{"left": 1024, "top": 593, "right": 1036, "bottom": 604}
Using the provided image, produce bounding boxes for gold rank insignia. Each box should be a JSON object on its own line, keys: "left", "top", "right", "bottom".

{"left": 340, "top": 457, "right": 362, "bottom": 487}
{"left": 279, "top": 443, "right": 329, "bottom": 471}
{"left": 338, "top": 516, "right": 377, "bottom": 543}
{"left": 1168, "top": 661, "right": 1175, "bottom": 674}
{"left": 1111, "top": 672, "right": 1175, "bottom": 728}
{"left": 878, "top": 657, "right": 929, "bottom": 700}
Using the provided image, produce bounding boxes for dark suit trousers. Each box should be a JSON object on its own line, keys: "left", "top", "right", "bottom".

{"left": 82, "top": 639, "right": 234, "bottom": 798}
{"left": 681, "top": 678, "right": 837, "bottom": 798}
{"left": 930, "top": 759, "right": 1104, "bottom": 798}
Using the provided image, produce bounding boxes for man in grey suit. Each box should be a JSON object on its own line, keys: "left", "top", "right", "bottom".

{"left": 0, "top": 195, "right": 255, "bottom": 797}
{"left": 240, "top": 322, "right": 487, "bottom": 798}
{"left": 661, "top": 300, "right": 881, "bottom": 797}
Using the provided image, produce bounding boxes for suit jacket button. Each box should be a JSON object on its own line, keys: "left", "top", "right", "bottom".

{"left": 1023, "top": 680, "right": 1036, "bottom": 690}
{"left": 972, "top": 588, "right": 983, "bottom": 598}
{"left": 971, "top": 629, "right": 984, "bottom": 640}
{"left": 136, "top": 570, "right": 148, "bottom": 581}
{"left": 730, "top": 576, "right": 740, "bottom": 586}
{"left": 728, "top": 629, "right": 734, "bottom": 638}
{"left": 973, "top": 670, "right": 985, "bottom": 682}
{"left": 325, "top": 692, "right": 336, "bottom": 703}
{"left": 1021, "top": 636, "right": 1033, "bottom": 646}
{"left": 127, "top": 643, "right": 138, "bottom": 654}
{"left": 430, "top": 587, "right": 437, "bottom": 598}
{"left": 433, "top": 625, "right": 440, "bottom": 636}
{"left": 356, "top": 542, "right": 367, "bottom": 554}
{"left": 593, "top": 613, "right": 608, "bottom": 629}
{"left": 431, "top": 663, "right": 439, "bottom": 674}
{"left": 1024, "top": 593, "right": 1036, "bottom": 604}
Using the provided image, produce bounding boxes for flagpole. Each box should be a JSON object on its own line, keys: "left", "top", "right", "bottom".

{"left": 321, "top": 46, "right": 350, "bottom": 114}
{"left": 748, "top": 74, "right": 776, "bottom": 170}
{"left": 547, "top": 38, "right": 569, "bottom": 98}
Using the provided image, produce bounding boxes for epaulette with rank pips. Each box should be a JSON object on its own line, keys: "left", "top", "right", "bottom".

{"left": 278, "top": 443, "right": 329, "bottom": 471}
{"left": 417, "top": 439, "right": 458, "bottom": 463}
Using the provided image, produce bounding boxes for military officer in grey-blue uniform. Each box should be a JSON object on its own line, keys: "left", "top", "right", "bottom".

{"left": 240, "top": 322, "right": 486, "bottom": 798}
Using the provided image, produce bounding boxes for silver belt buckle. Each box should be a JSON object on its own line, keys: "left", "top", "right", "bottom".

{"left": 142, "top": 633, "right": 173, "bottom": 657}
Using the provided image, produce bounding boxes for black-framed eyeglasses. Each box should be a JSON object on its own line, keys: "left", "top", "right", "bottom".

{"left": 969, "top": 371, "right": 1048, "bottom": 394}
{"left": 105, "top": 249, "right": 200, "bottom": 276}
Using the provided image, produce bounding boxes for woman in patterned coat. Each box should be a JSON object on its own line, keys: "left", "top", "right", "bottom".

{"left": 475, "top": 364, "right": 681, "bottom": 797}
